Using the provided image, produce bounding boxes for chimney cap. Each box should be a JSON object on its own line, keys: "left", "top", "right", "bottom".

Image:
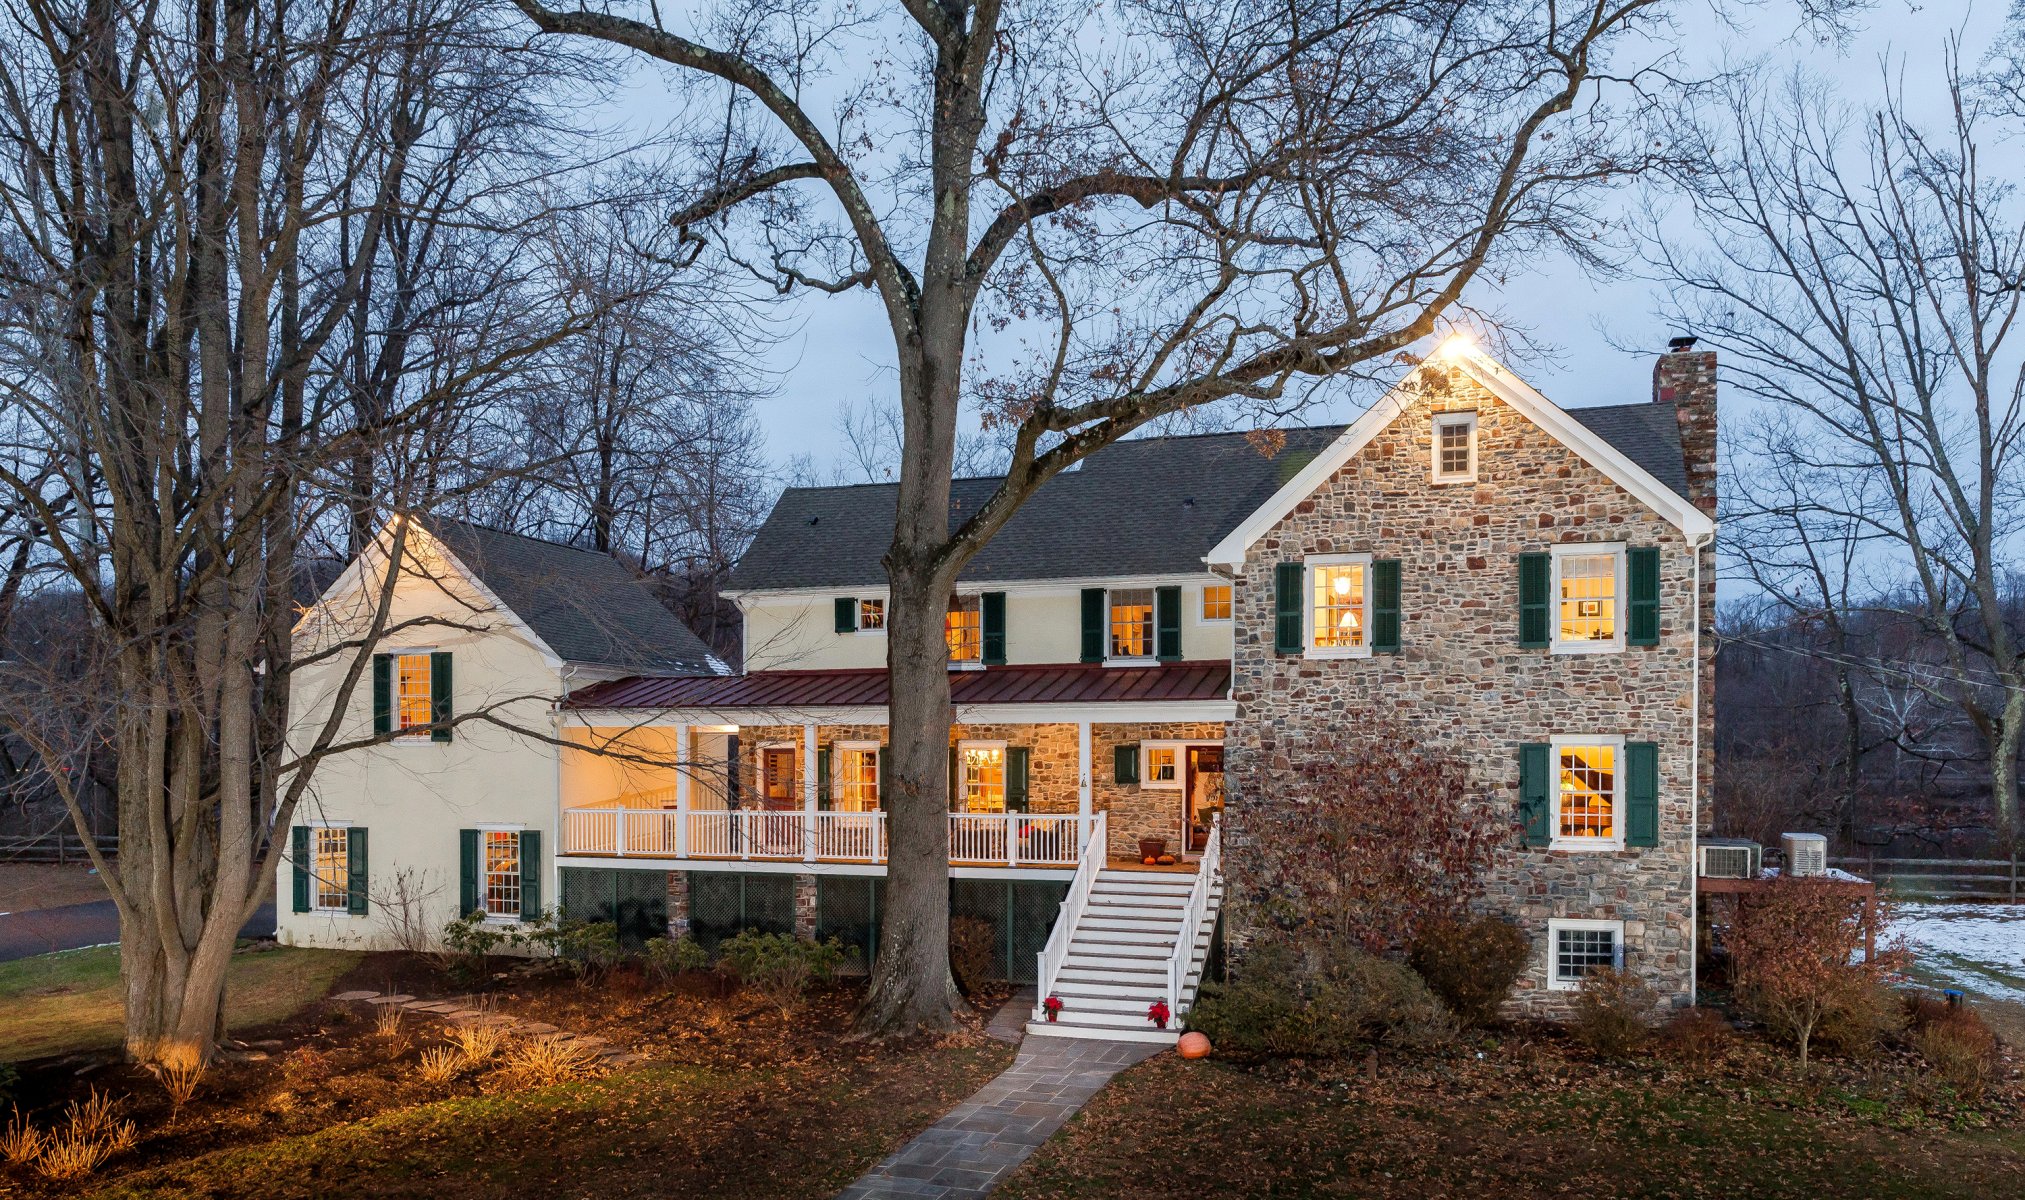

{"left": 1667, "top": 335, "right": 1699, "bottom": 352}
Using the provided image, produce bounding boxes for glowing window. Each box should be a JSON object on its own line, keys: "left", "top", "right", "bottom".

{"left": 959, "top": 744, "right": 1006, "bottom": 813}
{"left": 858, "top": 599, "right": 885, "bottom": 630}
{"left": 396, "top": 653, "right": 434, "bottom": 735}
{"left": 1109, "top": 588, "right": 1154, "bottom": 658}
{"left": 945, "top": 596, "right": 981, "bottom": 662}
{"left": 1310, "top": 561, "right": 1367, "bottom": 651}
{"left": 836, "top": 745, "right": 881, "bottom": 811}
{"left": 483, "top": 831, "right": 521, "bottom": 918}
{"left": 1555, "top": 549, "right": 1621, "bottom": 647}
{"left": 1557, "top": 743, "right": 1618, "bottom": 841}
{"left": 1201, "top": 585, "right": 1232, "bottom": 621}
{"left": 312, "top": 827, "right": 349, "bottom": 912}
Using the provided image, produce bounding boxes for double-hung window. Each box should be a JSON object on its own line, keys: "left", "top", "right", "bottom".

{"left": 311, "top": 827, "right": 351, "bottom": 913}
{"left": 1200, "top": 584, "right": 1233, "bottom": 622}
{"left": 1306, "top": 554, "right": 1372, "bottom": 657}
{"left": 374, "top": 649, "right": 450, "bottom": 741}
{"left": 1108, "top": 588, "right": 1155, "bottom": 660}
{"left": 857, "top": 599, "right": 885, "bottom": 630}
{"left": 957, "top": 742, "right": 1006, "bottom": 813}
{"left": 482, "top": 830, "right": 522, "bottom": 920}
{"left": 1554, "top": 735, "right": 1623, "bottom": 848}
{"left": 1547, "top": 919, "right": 1624, "bottom": 990}
{"left": 1432, "top": 412, "right": 1478, "bottom": 483}
{"left": 1552, "top": 544, "right": 1624, "bottom": 652}
{"left": 945, "top": 595, "right": 982, "bottom": 664}
{"left": 835, "top": 743, "right": 881, "bottom": 811}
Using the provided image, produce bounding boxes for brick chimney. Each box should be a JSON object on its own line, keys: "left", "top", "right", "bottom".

{"left": 1653, "top": 337, "right": 1717, "bottom": 518}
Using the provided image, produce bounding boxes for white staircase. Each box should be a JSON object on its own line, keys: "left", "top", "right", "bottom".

{"left": 1028, "top": 817, "right": 1222, "bottom": 1045}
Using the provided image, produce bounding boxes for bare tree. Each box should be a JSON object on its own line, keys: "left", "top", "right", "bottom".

{"left": 510, "top": 0, "right": 1725, "bottom": 1035}
{"left": 1649, "top": 53, "right": 2025, "bottom": 842}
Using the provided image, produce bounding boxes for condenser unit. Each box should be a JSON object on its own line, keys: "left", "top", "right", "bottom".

{"left": 1781, "top": 832, "right": 1830, "bottom": 877}
{"left": 1698, "top": 838, "right": 1761, "bottom": 880}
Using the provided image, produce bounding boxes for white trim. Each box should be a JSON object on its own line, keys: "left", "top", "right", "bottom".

{"left": 1548, "top": 734, "right": 1627, "bottom": 851}
{"left": 474, "top": 822, "right": 527, "bottom": 832}
{"left": 1430, "top": 410, "right": 1479, "bottom": 483}
{"left": 1550, "top": 542, "right": 1627, "bottom": 655}
{"left": 1303, "top": 553, "right": 1374, "bottom": 660}
{"left": 1204, "top": 348, "right": 1716, "bottom": 566}
{"left": 726, "top": 572, "right": 1227, "bottom": 603}
{"left": 1546, "top": 918, "right": 1625, "bottom": 990}
{"left": 1198, "top": 582, "right": 1234, "bottom": 624}
{"left": 561, "top": 699, "right": 1238, "bottom": 727}
{"left": 955, "top": 738, "right": 1009, "bottom": 813}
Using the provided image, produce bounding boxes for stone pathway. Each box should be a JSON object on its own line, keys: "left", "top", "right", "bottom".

{"left": 326, "top": 989, "right": 647, "bottom": 1066}
{"left": 837, "top": 1033, "right": 1161, "bottom": 1200}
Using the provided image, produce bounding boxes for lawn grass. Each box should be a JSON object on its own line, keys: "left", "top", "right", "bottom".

{"left": 0, "top": 943, "right": 360, "bottom": 1062}
{"left": 1000, "top": 1052, "right": 2025, "bottom": 1200}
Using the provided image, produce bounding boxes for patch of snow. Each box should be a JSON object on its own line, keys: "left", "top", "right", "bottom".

{"left": 1895, "top": 902, "right": 2025, "bottom": 1001}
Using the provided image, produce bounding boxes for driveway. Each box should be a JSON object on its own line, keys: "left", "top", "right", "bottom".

{"left": 0, "top": 897, "right": 276, "bottom": 963}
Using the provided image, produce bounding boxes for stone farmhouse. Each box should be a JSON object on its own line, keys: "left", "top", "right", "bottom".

{"left": 277, "top": 340, "right": 1718, "bottom": 1041}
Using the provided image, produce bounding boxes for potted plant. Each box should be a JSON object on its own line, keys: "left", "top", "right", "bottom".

{"left": 1138, "top": 837, "right": 1167, "bottom": 862}
{"left": 1148, "top": 999, "right": 1171, "bottom": 1030}
{"left": 1043, "top": 995, "right": 1064, "bottom": 1022}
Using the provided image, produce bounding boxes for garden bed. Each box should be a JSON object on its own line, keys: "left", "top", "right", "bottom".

{"left": 2, "top": 951, "right": 1015, "bottom": 1199}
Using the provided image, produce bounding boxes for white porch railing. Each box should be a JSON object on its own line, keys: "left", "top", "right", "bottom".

{"left": 1165, "top": 813, "right": 1220, "bottom": 1018}
{"left": 560, "top": 804, "right": 1087, "bottom": 870}
{"left": 1032, "top": 810, "right": 1108, "bottom": 1019}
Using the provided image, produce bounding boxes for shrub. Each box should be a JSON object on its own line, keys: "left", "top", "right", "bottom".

{"left": 374, "top": 1004, "right": 404, "bottom": 1037}
{"left": 65, "top": 1089, "right": 121, "bottom": 1141}
{"left": 1815, "top": 977, "right": 1904, "bottom": 1059}
{"left": 32, "top": 1126, "right": 110, "bottom": 1181}
{"left": 717, "top": 930, "right": 846, "bottom": 1015}
{"left": 148, "top": 1049, "right": 207, "bottom": 1117}
{"left": 281, "top": 1047, "right": 331, "bottom": 1086}
{"left": 1657, "top": 1006, "right": 1733, "bottom": 1061}
{"left": 1187, "top": 938, "right": 1454, "bottom": 1058}
{"left": 529, "top": 917, "right": 624, "bottom": 983}
{"left": 417, "top": 1046, "right": 462, "bottom": 1085}
{"left": 948, "top": 916, "right": 998, "bottom": 995}
{"left": 642, "top": 935, "right": 710, "bottom": 985}
{"left": 448, "top": 1022, "right": 509, "bottom": 1066}
{"left": 502, "top": 1038, "right": 606, "bottom": 1088}
{"left": 1906, "top": 997, "right": 2000, "bottom": 1100}
{"left": 442, "top": 912, "right": 522, "bottom": 981}
{"left": 1729, "top": 877, "right": 1909, "bottom": 1069}
{"left": 1570, "top": 968, "right": 1656, "bottom": 1059}
{"left": 1408, "top": 916, "right": 1528, "bottom": 1028}
{"left": 2, "top": 1109, "right": 43, "bottom": 1167}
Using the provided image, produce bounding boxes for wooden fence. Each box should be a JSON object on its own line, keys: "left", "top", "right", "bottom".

{"left": 0, "top": 831, "right": 119, "bottom": 864}
{"left": 1830, "top": 854, "right": 2021, "bottom": 903}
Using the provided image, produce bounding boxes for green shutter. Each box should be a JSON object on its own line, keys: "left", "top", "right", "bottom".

{"left": 1155, "top": 585, "right": 1182, "bottom": 661}
{"left": 835, "top": 597, "right": 856, "bottom": 633}
{"left": 1113, "top": 743, "right": 1140, "bottom": 785}
{"left": 458, "top": 829, "right": 479, "bottom": 917}
{"left": 876, "top": 747, "right": 890, "bottom": 807}
{"left": 816, "top": 744, "right": 834, "bottom": 810}
{"left": 1518, "top": 553, "right": 1550, "bottom": 648}
{"left": 1627, "top": 547, "right": 1660, "bottom": 646}
{"left": 1371, "top": 559, "right": 1401, "bottom": 653}
{"left": 1079, "top": 588, "right": 1105, "bottom": 663}
{"left": 519, "top": 829, "right": 541, "bottom": 920}
{"left": 1006, "top": 746, "right": 1030, "bottom": 812}
{"left": 1273, "top": 562, "right": 1303, "bottom": 654}
{"left": 291, "top": 825, "right": 310, "bottom": 913}
{"left": 346, "top": 828, "right": 369, "bottom": 916}
{"left": 430, "top": 651, "right": 452, "bottom": 742}
{"left": 948, "top": 746, "right": 960, "bottom": 811}
{"left": 1625, "top": 742, "right": 1659, "bottom": 847}
{"left": 981, "top": 591, "right": 1007, "bottom": 664}
{"left": 1519, "top": 743, "right": 1551, "bottom": 847}
{"left": 371, "top": 654, "right": 391, "bottom": 736}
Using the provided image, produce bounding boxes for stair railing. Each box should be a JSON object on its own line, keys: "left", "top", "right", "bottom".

{"left": 1033, "top": 810, "right": 1107, "bottom": 1020}
{"left": 1165, "top": 813, "right": 1221, "bottom": 1019}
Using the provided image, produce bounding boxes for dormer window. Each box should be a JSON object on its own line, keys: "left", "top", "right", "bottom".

{"left": 945, "top": 595, "right": 982, "bottom": 663}
{"left": 1432, "top": 412, "right": 1478, "bottom": 483}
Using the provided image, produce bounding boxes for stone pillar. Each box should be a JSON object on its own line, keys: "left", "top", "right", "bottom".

{"left": 1654, "top": 341, "right": 1719, "bottom": 834}
{"left": 666, "top": 869, "right": 690, "bottom": 939}
{"left": 794, "top": 872, "right": 818, "bottom": 940}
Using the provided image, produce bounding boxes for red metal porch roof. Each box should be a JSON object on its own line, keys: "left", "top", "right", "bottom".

{"left": 565, "top": 661, "right": 1231, "bottom": 711}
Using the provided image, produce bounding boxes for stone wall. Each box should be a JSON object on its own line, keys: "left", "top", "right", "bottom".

{"left": 1222, "top": 360, "right": 1712, "bottom": 1016}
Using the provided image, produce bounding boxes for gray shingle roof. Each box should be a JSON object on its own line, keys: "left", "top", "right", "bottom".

{"left": 729, "top": 403, "right": 1691, "bottom": 593}
{"left": 425, "top": 517, "right": 721, "bottom": 674}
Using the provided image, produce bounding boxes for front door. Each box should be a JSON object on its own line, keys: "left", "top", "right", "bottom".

{"left": 1183, "top": 745, "right": 1225, "bottom": 853}
{"left": 760, "top": 747, "right": 798, "bottom": 811}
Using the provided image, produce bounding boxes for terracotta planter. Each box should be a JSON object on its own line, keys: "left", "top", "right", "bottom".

{"left": 1138, "top": 838, "right": 1167, "bottom": 861}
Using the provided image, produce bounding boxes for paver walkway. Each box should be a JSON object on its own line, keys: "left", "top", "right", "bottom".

{"left": 837, "top": 1033, "right": 1162, "bottom": 1199}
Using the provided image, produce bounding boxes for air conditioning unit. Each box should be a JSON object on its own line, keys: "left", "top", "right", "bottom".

{"left": 1781, "top": 832, "right": 1829, "bottom": 877}
{"left": 1698, "top": 838, "right": 1761, "bottom": 880}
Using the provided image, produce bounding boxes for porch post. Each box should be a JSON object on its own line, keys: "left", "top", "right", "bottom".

{"left": 1078, "top": 720, "right": 1093, "bottom": 856}
{"left": 803, "top": 721, "right": 818, "bottom": 863}
{"left": 673, "top": 722, "right": 690, "bottom": 859}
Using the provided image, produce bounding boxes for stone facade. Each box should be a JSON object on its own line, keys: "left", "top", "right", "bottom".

{"left": 1222, "top": 360, "right": 1715, "bottom": 1016}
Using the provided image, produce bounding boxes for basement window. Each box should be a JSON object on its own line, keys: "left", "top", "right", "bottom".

{"left": 1548, "top": 919, "right": 1624, "bottom": 990}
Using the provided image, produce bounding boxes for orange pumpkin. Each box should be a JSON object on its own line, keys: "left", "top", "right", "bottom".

{"left": 1156, "top": 854, "right": 1177, "bottom": 866}
{"left": 1178, "top": 1031, "right": 1211, "bottom": 1059}
{"left": 1142, "top": 855, "right": 1158, "bottom": 865}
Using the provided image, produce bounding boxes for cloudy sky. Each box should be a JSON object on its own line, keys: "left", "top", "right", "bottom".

{"left": 605, "top": 0, "right": 2015, "bottom": 477}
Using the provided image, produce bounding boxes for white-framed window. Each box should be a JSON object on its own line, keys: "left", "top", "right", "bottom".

{"left": 310, "top": 825, "right": 351, "bottom": 913}
{"left": 1200, "top": 584, "right": 1233, "bottom": 622}
{"left": 1432, "top": 411, "right": 1478, "bottom": 483}
{"left": 1552, "top": 734, "right": 1624, "bottom": 849}
{"left": 1551, "top": 543, "right": 1625, "bottom": 653}
{"left": 1305, "top": 554, "right": 1372, "bottom": 658}
{"left": 758, "top": 742, "right": 799, "bottom": 806}
{"left": 956, "top": 740, "right": 1006, "bottom": 813}
{"left": 835, "top": 741, "right": 881, "bottom": 811}
{"left": 1143, "top": 745, "right": 1181, "bottom": 789}
{"left": 394, "top": 650, "right": 437, "bottom": 737}
{"left": 945, "top": 595, "right": 982, "bottom": 664}
{"left": 1108, "top": 587, "right": 1155, "bottom": 660}
{"left": 480, "top": 828, "right": 522, "bottom": 920}
{"left": 857, "top": 598, "right": 886, "bottom": 632}
{"left": 1547, "top": 918, "right": 1625, "bottom": 990}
